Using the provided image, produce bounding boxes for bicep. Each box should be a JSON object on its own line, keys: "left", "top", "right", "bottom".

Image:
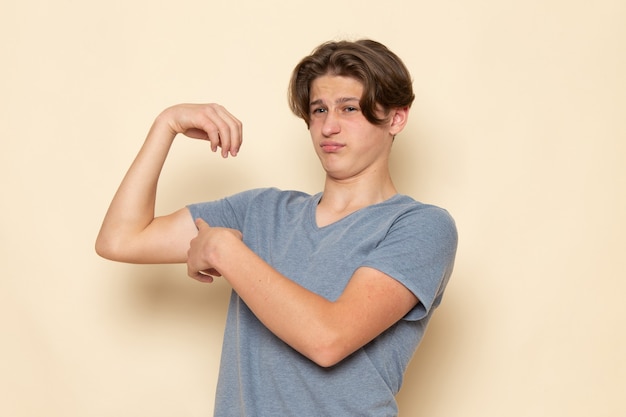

{"left": 124, "top": 207, "right": 198, "bottom": 264}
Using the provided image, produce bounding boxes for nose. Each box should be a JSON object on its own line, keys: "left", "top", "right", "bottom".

{"left": 321, "top": 112, "right": 341, "bottom": 137}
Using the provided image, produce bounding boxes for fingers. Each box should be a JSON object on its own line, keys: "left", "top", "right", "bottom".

{"left": 187, "top": 220, "right": 241, "bottom": 283}
{"left": 188, "top": 269, "right": 216, "bottom": 283}
{"left": 197, "top": 104, "right": 243, "bottom": 158}
{"left": 195, "top": 217, "right": 209, "bottom": 230}
{"left": 164, "top": 103, "right": 243, "bottom": 158}
{"left": 188, "top": 218, "right": 220, "bottom": 282}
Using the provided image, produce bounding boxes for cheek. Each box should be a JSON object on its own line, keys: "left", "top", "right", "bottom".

{"left": 307, "top": 123, "right": 323, "bottom": 139}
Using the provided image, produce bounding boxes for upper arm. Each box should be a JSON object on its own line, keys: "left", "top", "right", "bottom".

{"left": 96, "top": 207, "right": 198, "bottom": 264}
{"left": 320, "top": 267, "right": 418, "bottom": 364}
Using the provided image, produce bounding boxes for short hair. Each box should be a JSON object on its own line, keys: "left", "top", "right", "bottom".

{"left": 288, "top": 39, "right": 415, "bottom": 127}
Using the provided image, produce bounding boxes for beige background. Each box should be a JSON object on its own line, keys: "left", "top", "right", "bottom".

{"left": 1, "top": 0, "right": 624, "bottom": 415}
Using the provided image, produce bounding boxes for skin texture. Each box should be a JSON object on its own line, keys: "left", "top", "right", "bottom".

{"left": 95, "top": 75, "right": 416, "bottom": 367}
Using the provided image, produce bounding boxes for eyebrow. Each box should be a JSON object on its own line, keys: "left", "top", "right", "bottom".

{"left": 310, "top": 97, "right": 360, "bottom": 106}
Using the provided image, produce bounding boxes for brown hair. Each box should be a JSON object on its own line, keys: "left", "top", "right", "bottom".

{"left": 288, "top": 39, "right": 415, "bottom": 127}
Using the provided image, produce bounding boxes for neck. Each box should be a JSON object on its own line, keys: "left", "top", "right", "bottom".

{"left": 315, "top": 172, "right": 397, "bottom": 228}
{"left": 319, "top": 171, "right": 397, "bottom": 211}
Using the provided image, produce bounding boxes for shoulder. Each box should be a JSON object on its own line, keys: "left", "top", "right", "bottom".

{"left": 387, "top": 195, "right": 456, "bottom": 229}
{"left": 190, "top": 188, "right": 314, "bottom": 212}
{"left": 384, "top": 195, "right": 458, "bottom": 249}
{"left": 241, "top": 187, "right": 319, "bottom": 209}
{"left": 188, "top": 188, "right": 314, "bottom": 229}
{"left": 194, "top": 187, "right": 310, "bottom": 207}
{"left": 228, "top": 187, "right": 311, "bottom": 201}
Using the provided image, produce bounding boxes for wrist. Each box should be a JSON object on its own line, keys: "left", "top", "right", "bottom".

{"left": 209, "top": 229, "right": 244, "bottom": 275}
{"left": 153, "top": 107, "right": 180, "bottom": 137}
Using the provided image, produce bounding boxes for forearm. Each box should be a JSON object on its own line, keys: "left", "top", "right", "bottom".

{"left": 95, "top": 116, "right": 176, "bottom": 260}
{"left": 188, "top": 220, "right": 418, "bottom": 367}
{"left": 209, "top": 235, "right": 348, "bottom": 367}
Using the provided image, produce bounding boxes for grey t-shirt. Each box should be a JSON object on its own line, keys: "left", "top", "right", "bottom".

{"left": 187, "top": 188, "right": 457, "bottom": 416}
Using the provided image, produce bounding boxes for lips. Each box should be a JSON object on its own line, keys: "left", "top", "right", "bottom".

{"left": 320, "top": 141, "right": 345, "bottom": 152}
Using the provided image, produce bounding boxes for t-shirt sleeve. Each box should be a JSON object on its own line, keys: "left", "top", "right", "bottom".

{"left": 186, "top": 188, "right": 271, "bottom": 231}
{"left": 361, "top": 206, "right": 458, "bottom": 321}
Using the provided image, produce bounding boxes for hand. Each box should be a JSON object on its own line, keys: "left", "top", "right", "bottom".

{"left": 187, "top": 218, "right": 243, "bottom": 283}
{"left": 159, "top": 103, "right": 243, "bottom": 158}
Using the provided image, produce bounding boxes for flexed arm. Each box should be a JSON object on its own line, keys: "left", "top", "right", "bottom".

{"left": 95, "top": 103, "right": 243, "bottom": 264}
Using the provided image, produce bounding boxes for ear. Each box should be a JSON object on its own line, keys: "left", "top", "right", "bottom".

{"left": 389, "top": 107, "right": 410, "bottom": 136}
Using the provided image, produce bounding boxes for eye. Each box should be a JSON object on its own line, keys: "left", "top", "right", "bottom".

{"left": 311, "top": 107, "right": 327, "bottom": 115}
{"left": 344, "top": 106, "right": 358, "bottom": 112}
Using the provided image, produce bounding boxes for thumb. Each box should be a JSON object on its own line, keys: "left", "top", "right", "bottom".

{"left": 195, "top": 217, "right": 210, "bottom": 230}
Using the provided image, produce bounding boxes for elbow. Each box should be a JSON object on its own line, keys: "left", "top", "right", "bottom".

{"left": 305, "top": 331, "right": 353, "bottom": 368}
{"left": 94, "top": 232, "right": 125, "bottom": 261}
{"left": 94, "top": 237, "right": 115, "bottom": 260}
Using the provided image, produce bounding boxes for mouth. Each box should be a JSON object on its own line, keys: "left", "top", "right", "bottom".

{"left": 320, "top": 141, "right": 345, "bottom": 153}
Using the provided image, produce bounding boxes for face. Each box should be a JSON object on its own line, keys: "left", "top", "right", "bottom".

{"left": 308, "top": 75, "right": 401, "bottom": 181}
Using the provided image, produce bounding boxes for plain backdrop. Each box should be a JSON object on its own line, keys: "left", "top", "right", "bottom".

{"left": 1, "top": 0, "right": 624, "bottom": 416}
